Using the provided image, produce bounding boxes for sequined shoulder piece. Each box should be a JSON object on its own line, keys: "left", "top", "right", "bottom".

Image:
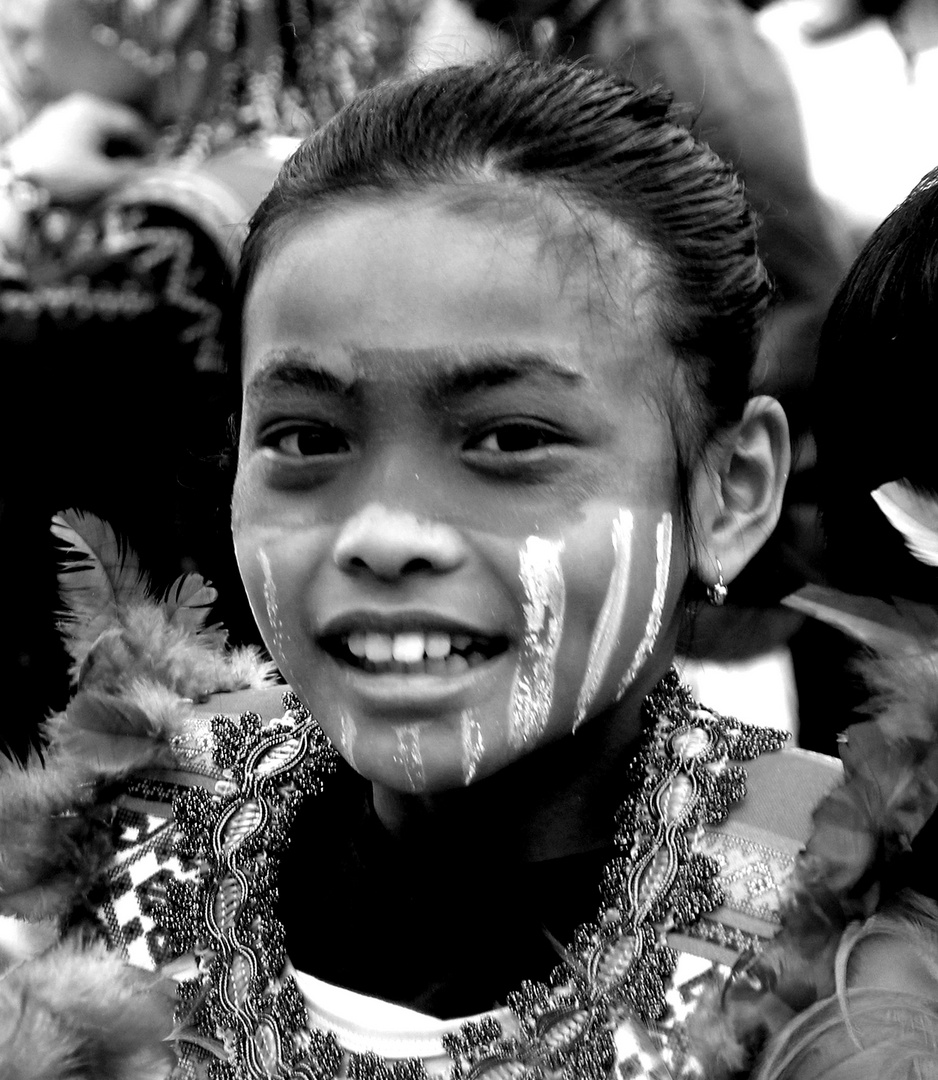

{"left": 95, "top": 685, "right": 291, "bottom": 972}
{"left": 676, "top": 746, "right": 843, "bottom": 962}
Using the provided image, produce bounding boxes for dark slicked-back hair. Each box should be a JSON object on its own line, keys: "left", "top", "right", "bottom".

{"left": 816, "top": 166, "right": 938, "bottom": 602}
{"left": 233, "top": 58, "right": 770, "bottom": 454}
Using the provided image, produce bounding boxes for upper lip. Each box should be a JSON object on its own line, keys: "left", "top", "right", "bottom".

{"left": 316, "top": 609, "right": 504, "bottom": 641}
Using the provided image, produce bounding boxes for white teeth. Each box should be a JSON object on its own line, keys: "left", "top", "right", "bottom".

{"left": 346, "top": 630, "right": 458, "bottom": 662}
{"left": 363, "top": 633, "right": 393, "bottom": 663}
{"left": 426, "top": 632, "right": 452, "bottom": 659}
{"left": 392, "top": 632, "right": 425, "bottom": 663}
{"left": 344, "top": 630, "right": 489, "bottom": 669}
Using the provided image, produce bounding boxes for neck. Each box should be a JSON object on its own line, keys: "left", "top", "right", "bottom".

{"left": 370, "top": 658, "right": 672, "bottom": 863}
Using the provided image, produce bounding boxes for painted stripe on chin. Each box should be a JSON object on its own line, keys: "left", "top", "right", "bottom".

{"left": 616, "top": 512, "right": 673, "bottom": 701}
{"left": 393, "top": 723, "right": 426, "bottom": 791}
{"left": 461, "top": 709, "right": 485, "bottom": 785}
{"left": 573, "top": 508, "right": 634, "bottom": 730}
{"left": 339, "top": 712, "right": 358, "bottom": 771}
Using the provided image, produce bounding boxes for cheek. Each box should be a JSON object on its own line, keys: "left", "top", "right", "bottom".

{"left": 561, "top": 507, "right": 679, "bottom": 731}
{"left": 232, "top": 521, "right": 326, "bottom": 688}
{"left": 507, "top": 536, "right": 567, "bottom": 749}
{"left": 456, "top": 508, "right": 681, "bottom": 777}
{"left": 594, "top": 509, "right": 675, "bottom": 705}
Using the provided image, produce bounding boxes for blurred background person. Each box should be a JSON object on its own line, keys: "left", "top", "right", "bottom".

{"left": 771, "top": 164, "right": 938, "bottom": 899}
{"left": 803, "top": 167, "right": 938, "bottom": 739}
{"left": 0, "top": 0, "right": 418, "bottom": 760}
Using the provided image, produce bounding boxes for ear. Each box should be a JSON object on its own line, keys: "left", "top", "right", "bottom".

{"left": 688, "top": 396, "right": 790, "bottom": 589}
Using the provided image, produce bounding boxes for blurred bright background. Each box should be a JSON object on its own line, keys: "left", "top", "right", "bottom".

{"left": 759, "top": 0, "right": 938, "bottom": 233}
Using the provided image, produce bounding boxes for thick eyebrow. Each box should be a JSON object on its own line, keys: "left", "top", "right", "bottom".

{"left": 428, "top": 352, "right": 587, "bottom": 402}
{"left": 243, "top": 351, "right": 356, "bottom": 402}
{"left": 243, "top": 348, "right": 587, "bottom": 406}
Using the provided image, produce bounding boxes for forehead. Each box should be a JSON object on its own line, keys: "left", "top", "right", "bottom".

{"left": 241, "top": 194, "right": 667, "bottom": 390}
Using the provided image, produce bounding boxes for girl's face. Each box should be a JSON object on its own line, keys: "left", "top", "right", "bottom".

{"left": 234, "top": 196, "right": 691, "bottom": 794}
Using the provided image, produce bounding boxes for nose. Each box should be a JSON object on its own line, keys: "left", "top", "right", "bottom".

{"left": 333, "top": 502, "right": 468, "bottom": 581}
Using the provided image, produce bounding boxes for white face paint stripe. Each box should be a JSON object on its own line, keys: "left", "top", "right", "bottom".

{"left": 617, "top": 512, "right": 673, "bottom": 700}
{"left": 573, "top": 508, "right": 634, "bottom": 730}
{"left": 339, "top": 713, "right": 358, "bottom": 771}
{"left": 258, "top": 549, "right": 285, "bottom": 659}
{"left": 393, "top": 724, "right": 425, "bottom": 792}
{"left": 509, "top": 536, "right": 566, "bottom": 748}
{"left": 460, "top": 710, "right": 485, "bottom": 786}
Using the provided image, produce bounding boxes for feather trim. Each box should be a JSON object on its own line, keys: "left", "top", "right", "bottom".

{"left": 694, "top": 648, "right": 938, "bottom": 1077}
{"left": 0, "top": 751, "right": 112, "bottom": 921}
{"left": 41, "top": 684, "right": 187, "bottom": 777}
{"left": 0, "top": 512, "right": 280, "bottom": 922}
{"left": 52, "top": 510, "right": 153, "bottom": 677}
{"left": 872, "top": 480, "right": 938, "bottom": 567}
{"left": 51, "top": 509, "right": 279, "bottom": 699}
{"left": 782, "top": 583, "right": 938, "bottom": 654}
{"left": 0, "top": 936, "right": 176, "bottom": 1080}
{"left": 692, "top": 894, "right": 938, "bottom": 1079}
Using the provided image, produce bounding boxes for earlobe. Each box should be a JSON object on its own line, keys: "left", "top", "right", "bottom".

{"left": 689, "top": 395, "right": 790, "bottom": 588}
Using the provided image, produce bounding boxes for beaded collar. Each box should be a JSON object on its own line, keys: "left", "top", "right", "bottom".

{"left": 165, "top": 669, "right": 786, "bottom": 1079}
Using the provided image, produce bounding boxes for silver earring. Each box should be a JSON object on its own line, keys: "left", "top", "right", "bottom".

{"left": 706, "top": 559, "right": 727, "bottom": 606}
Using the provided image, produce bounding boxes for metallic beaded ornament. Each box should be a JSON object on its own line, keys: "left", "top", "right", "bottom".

{"left": 165, "top": 671, "right": 787, "bottom": 1079}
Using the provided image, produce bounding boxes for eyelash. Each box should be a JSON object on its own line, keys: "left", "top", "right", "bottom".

{"left": 257, "top": 417, "right": 575, "bottom": 488}
{"left": 463, "top": 420, "right": 571, "bottom": 456}
{"left": 261, "top": 422, "right": 350, "bottom": 459}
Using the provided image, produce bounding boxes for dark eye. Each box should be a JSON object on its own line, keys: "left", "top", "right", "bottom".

{"left": 265, "top": 423, "right": 350, "bottom": 458}
{"left": 470, "top": 423, "right": 562, "bottom": 454}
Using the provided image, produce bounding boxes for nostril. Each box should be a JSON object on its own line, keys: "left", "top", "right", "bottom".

{"left": 333, "top": 504, "right": 467, "bottom": 580}
{"left": 402, "top": 557, "right": 435, "bottom": 575}
{"left": 344, "top": 552, "right": 439, "bottom": 580}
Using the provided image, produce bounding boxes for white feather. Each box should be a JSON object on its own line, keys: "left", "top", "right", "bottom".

{"left": 872, "top": 480, "right": 938, "bottom": 567}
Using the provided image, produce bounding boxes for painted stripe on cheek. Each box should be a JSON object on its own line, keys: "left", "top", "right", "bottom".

{"left": 617, "top": 512, "right": 673, "bottom": 700}
{"left": 509, "top": 537, "right": 566, "bottom": 748}
{"left": 573, "top": 508, "right": 634, "bottom": 730}
{"left": 258, "top": 549, "right": 285, "bottom": 660}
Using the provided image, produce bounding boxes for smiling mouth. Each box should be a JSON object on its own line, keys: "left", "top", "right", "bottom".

{"left": 321, "top": 630, "right": 510, "bottom": 676}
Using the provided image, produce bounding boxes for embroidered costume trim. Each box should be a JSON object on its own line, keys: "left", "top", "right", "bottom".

{"left": 164, "top": 671, "right": 786, "bottom": 1079}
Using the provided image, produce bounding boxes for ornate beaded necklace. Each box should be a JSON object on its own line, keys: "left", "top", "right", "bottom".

{"left": 166, "top": 669, "right": 786, "bottom": 1079}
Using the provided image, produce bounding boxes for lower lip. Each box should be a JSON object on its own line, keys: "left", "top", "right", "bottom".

{"left": 324, "top": 650, "right": 511, "bottom": 716}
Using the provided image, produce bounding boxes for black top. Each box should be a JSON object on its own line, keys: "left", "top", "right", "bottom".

{"left": 278, "top": 765, "right": 614, "bottom": 1019}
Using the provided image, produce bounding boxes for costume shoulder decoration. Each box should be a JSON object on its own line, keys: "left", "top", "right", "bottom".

{"left": 692, "top": 478, "right": 938, "bottom": 1078}
{"left": 0, "top": 511, "right": 278, "bottom": 1080}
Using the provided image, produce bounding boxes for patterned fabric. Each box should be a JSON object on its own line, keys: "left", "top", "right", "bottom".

{"left": 700, "top": 830, "right": 796, "bottom": 924}
{"left": 87, "top": 687, "right": 842, "bottom": 1079}
{"left": 99, "top": 801, "right": 192, "bottom": 971}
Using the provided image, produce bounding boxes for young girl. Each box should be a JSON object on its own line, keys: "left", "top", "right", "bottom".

{"left": 2, "top": 58, "right": 934, "bottom": 1080}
